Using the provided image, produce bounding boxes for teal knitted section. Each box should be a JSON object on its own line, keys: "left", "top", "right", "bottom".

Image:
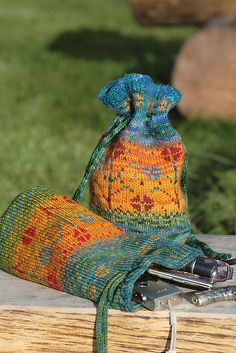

{"left": 96, "top": 273, "right": 126, "bottom": 353}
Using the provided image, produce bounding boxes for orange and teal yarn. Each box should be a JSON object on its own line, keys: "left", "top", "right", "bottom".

{"left": 0, "top": 186, "right": 205, "bottom": 353}
{"left": 74, "top": 73, "right": 191, "bottom": 242}
{"left": 0, "top": 74, "right": 231, "bottom": 353}
{"left": 73, "top": 73, "right": 231, "bottom": 261}
{"left": 0, "top": 186, "right": 124, "bottom": 301}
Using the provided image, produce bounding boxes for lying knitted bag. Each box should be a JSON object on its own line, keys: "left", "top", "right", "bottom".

{"left": 0, "top": 186, "right": 206, "bottom": 353}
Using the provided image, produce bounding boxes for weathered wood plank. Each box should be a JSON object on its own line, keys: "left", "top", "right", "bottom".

{"left": 0, "top": 235, "right": 236, "bottom": 353}
{"left": 0, "top": 308, "right": 235, "bottom": 353}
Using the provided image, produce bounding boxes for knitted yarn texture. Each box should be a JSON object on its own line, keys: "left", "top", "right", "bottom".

{"left": 89, "top": 74, "right": 190, "bottom": 240}
{"left": 0, "top": 186, "right": 204, "bottom": 353}
{"left": 0, "top": 74, "right": 231, "bottom": 353}
{"left": 73, "top": 73, "right": 231, "bottom": 260}
{"left": 90, "top": 74, "right": 191, "bottom": 240}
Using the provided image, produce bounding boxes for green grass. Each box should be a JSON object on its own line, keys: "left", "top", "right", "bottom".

{"left": 0, "top": 0, "right": 235, "bottom": 234}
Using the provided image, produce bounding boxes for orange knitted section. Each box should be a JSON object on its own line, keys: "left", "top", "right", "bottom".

{"left": 90, "top": 139, "right": 186, "bottom": 215}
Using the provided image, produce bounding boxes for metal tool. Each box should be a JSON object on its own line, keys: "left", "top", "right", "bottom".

{"left": 190, "top": 286, "right": 236, "bottom": 306}
{"left": 226, "top": 258, "right": 236, "bottom": 266}
{"left": 133, "top": 275, "right": 183, "bottom": 311}
{"left": 147, "top": 267, "right": 214, "bottom": 289}
{"left": 182, "top": 257, "right": 233, "bottom": 282}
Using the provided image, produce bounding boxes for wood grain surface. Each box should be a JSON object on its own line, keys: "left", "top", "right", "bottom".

{"left": 0, "top": 235, "right": 236, "bottom": 353}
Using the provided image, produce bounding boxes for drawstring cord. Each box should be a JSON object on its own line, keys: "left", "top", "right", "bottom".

{"left": 166, "top": 300, "right": 177, "bottom": 353}
{"left": 96, "top": 273, "right": 126, "bottom": 353}
{"left": 73, "top": 114, "right": 132, "bottom": 203}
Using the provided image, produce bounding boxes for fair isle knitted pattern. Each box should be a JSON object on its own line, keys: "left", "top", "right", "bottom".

{"left": 87, "top": 74, "right": 190, "bottom": 241}
{"left": 0, "top": 186, "right": 204, "bottom": 353}
{"left": 73, "top": 73, "right": 231, "bottom": 261}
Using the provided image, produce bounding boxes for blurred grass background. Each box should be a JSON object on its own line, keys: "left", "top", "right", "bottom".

{"left": 0, "top": 0, "right": 235, "bottom": 234}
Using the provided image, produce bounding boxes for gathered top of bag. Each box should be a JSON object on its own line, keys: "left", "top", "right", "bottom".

{"left": 98, "top": 73, "right": 181, "bottom": 119}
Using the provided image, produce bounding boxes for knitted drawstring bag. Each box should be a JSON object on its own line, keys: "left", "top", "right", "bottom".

{"left": 73, "top": 73, "right": 230, "bottom": 260}
{"left": 0, "top": 185, "right": 224, "bottom": 353}
{"left": 0, "top": 74, "right": 231, "bottom": 353}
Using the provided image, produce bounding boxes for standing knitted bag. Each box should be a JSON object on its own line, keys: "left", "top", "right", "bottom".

{"left": 0, "top": 186, "right": 205, "bottom": 353}
{"left": 73, "top": 73, "right": 230, "bottom": 260}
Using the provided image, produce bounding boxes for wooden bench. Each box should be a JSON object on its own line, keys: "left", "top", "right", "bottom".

{"left": 0, "top": 235, "right": 235, "bottom": 353}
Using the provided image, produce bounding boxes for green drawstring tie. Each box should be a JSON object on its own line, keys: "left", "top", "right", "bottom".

{"left": 73, "top": 114, "right": 132, "bottom": 202}
{"left": 72, "top": 102, "right": 137, "bottom": 353}
{"left": 96, "top": 273, "right": 126, "bottom": 353}
{"left": 187, "top": 236, "right": 231, "bottom": 261}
